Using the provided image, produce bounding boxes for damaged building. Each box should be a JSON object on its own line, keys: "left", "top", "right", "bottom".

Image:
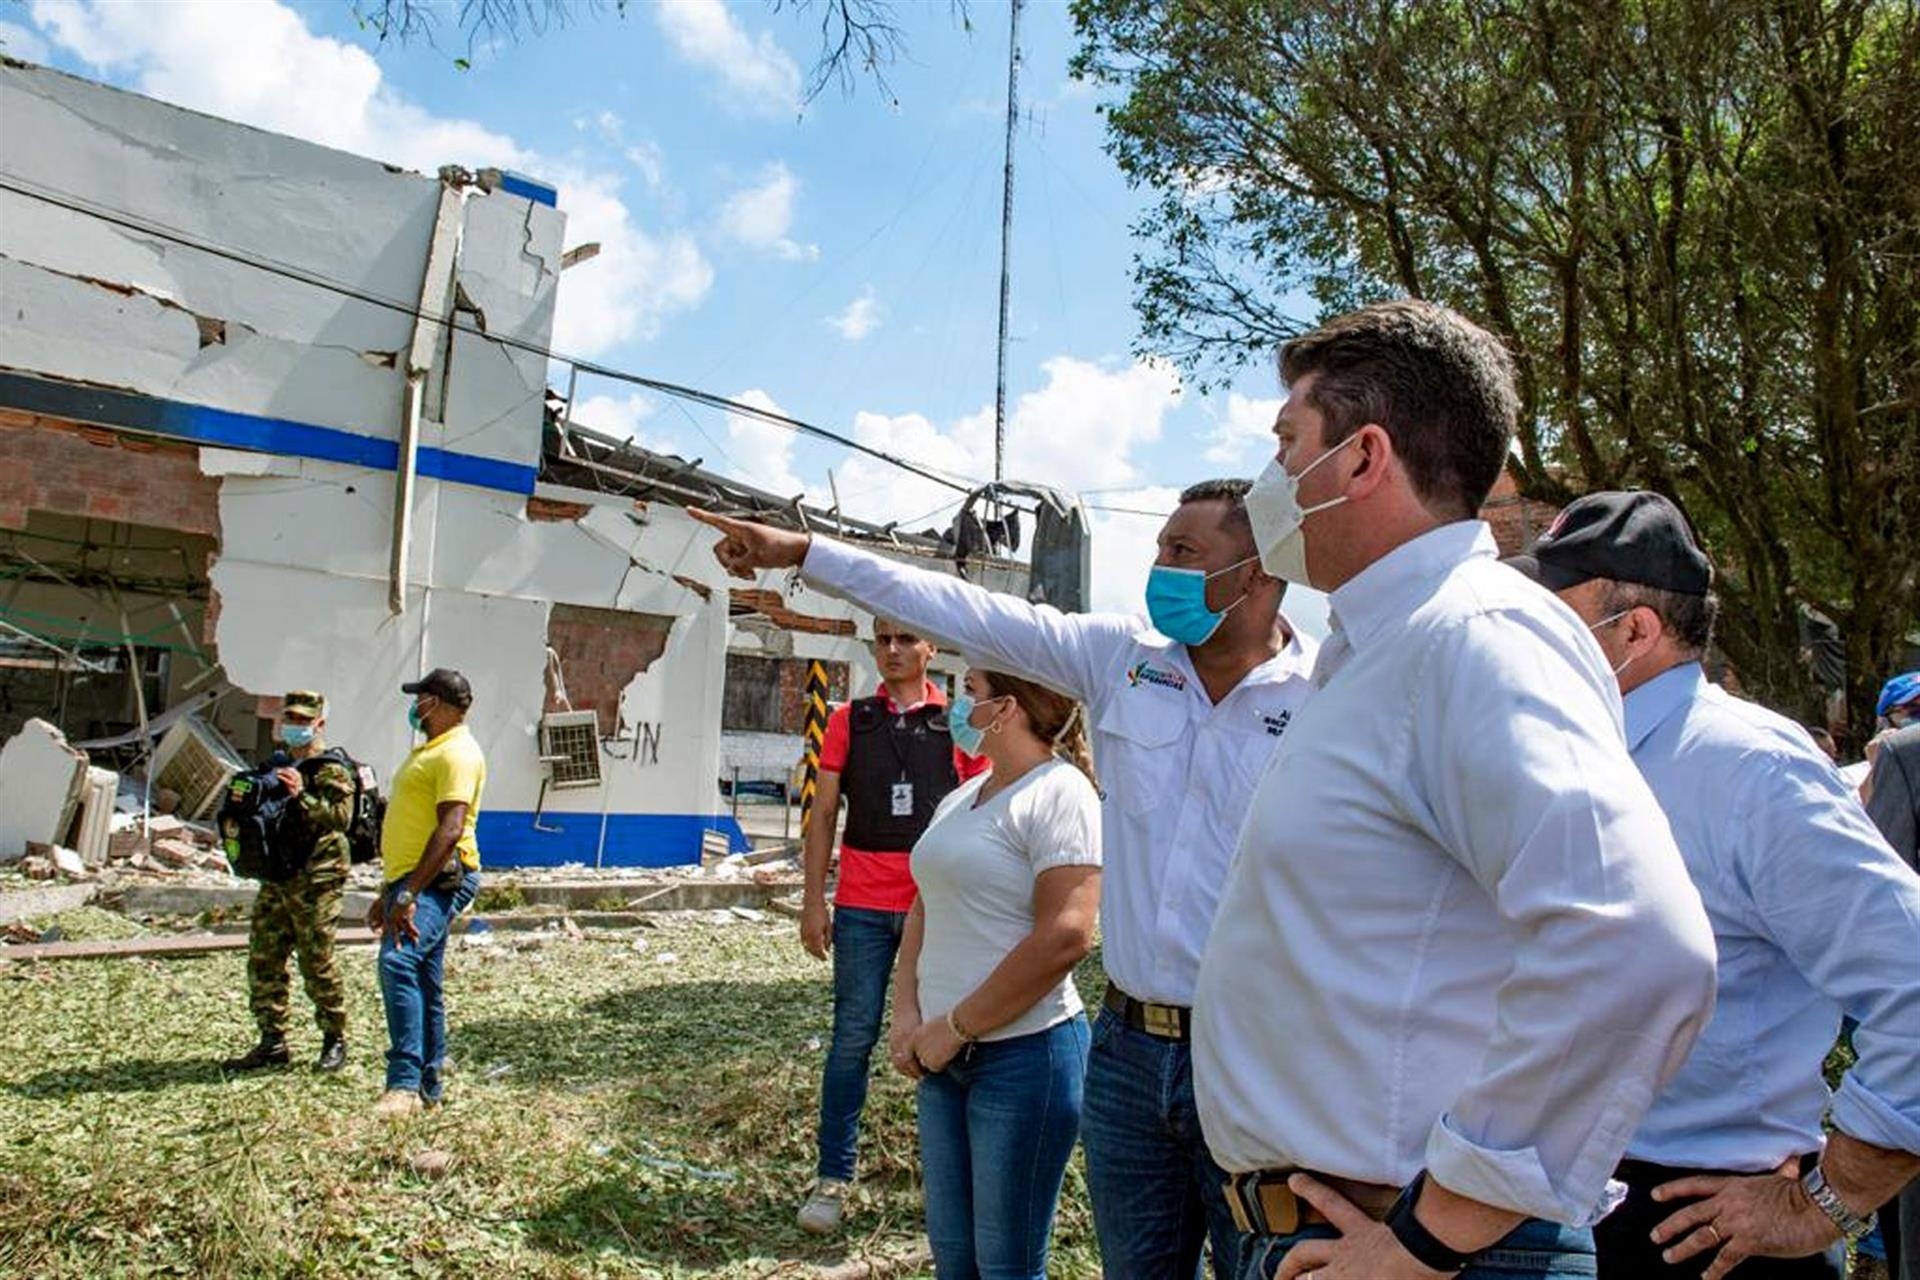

{"left": 0, "top": 59, "right": 1061, "bottom": 869}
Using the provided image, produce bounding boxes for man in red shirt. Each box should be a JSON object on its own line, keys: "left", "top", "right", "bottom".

{"left": 797, "top": 619, "right": 987, "bottom": 1235}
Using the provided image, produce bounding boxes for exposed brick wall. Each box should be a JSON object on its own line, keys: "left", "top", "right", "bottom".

{"left": 546, "top": 604, "right": 673, "bottom": 735}
{"left": 1480, "top": 468, "right": 1561, "bottom": 558}
{"left": 729, "top": 587, "right": 858, "bottom": 637}
{"left": 0, "top": 411, "right": 222, "bottom": 538}
{"left": 777, "top": 657, "right": 850, "bottom": 734}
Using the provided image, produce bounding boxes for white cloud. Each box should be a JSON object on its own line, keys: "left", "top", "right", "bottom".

{"left": 652, "top": 0, "right": 801, "bottom": 118}
{"left": 726, "top": 389, "right": 806, "bottom": 496}
{"left": 0, "top": 18, "right": 51, "bottom": 62}
{"left": 565, "top": 391, "right": 678, "bottom": 452}
{"left": 803, "top": 357, "right": 1184, "bottom": 613}
{"left": 27, "top": 0, "right": 712, "bottom": 357}
{"left": 720, "top": 163, "right": 818, "bottom": 261}
{"left": 1202, "top": 392, "right": 1282, "bottom": 467}
{"left": 827, "top": 288, "right": 882, "bottom": 341}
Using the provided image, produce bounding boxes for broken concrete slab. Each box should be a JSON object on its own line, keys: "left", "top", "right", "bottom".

{"left": 75, "top": 768, "right": 116, "bottom": 866}
{"left": 49, "top": 846, "right": 87, "bottom": 879}
{"left": 0, "top": 719, "right": 88, "bottom": 862}
{"left": 0, "top": 927, "right": 381, "bottom": 963}
{"left": 0, "top": 882, "right": 99, "bottom": 925}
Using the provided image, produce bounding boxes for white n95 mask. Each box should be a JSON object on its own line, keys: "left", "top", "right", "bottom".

{"left": 1244, "top": 435, "right": 1358, "bottom": 584}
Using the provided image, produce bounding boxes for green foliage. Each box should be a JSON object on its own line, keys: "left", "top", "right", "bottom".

{"left": 473, "top": 880, "right": 527, "bottom": 913}
{"left": 0, "top": 920, "right": 1106, "bottom": 1277}
{"left": 1074, "top": 0, "right": 1920, "bottom": 739}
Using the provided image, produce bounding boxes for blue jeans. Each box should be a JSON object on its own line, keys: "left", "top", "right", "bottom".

{"left": 817, "top": 904, "right": 906, "bottom": 1181}
{"left": 1241, "top": 1218, "right": 1598, "bottom": 1279}
{"left": 918, "top": 1015, "right": 1091, "bottom": 1279}
{"left": 1081, "top": 1007, "right": 1241, "bottom": 1278}
{"left": 378, "top": 869, "right": 480, "bottom": 1095}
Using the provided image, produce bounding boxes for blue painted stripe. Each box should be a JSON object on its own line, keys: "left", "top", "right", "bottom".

{"left": 418, "top": 444, "right": 536, "bottom": 494}
{"left": 495, "top": 171, "right": 558, "bottom": 208}
{"left": 474, "top": 810, "right": 749, "bottom": 869}
{"left": 1, "top": 371, "right": 536, "bottom": 496}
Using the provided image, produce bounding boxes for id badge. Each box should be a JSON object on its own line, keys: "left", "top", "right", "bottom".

{"left": 891, "top": 782, "right": 914, "bottom": 817}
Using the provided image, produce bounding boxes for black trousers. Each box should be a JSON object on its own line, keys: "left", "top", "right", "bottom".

{"left": 1594, "top": 1159, "right": 1841, "bottom": 1280}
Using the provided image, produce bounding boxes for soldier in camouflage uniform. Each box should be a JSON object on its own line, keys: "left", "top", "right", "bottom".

{"left": 222, "top": 691, "right": 355, "bottom": 1073}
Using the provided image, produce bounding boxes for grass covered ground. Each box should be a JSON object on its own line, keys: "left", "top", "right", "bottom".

{"left": 0, "top": 915, "right": 1104, "bottom": 1278}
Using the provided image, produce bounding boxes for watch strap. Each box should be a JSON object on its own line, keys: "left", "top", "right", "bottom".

{"left": 1386, "top": 1172, "right": 1471, "bottom": 1274}
{"left": 1800, "top": 1161, "right": 1875, "bottom": 1242}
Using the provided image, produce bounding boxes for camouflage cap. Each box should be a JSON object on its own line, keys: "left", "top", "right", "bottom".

{"left": 282, "top": 691, "right": 327, "bottom": 718}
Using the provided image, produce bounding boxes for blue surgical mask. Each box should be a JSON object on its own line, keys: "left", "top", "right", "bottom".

{"left": 278, "top": 724, "right": 316, "bottom": 748}
{"left": 1146, "top": 556, "right": 1257, "bottom": 646}
{"left": 946, "top": 693, "right": 988, "bottom": 756}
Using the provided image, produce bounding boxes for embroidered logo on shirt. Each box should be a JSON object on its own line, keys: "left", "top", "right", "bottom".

{"left": 1127, "top": 661, "right": 1187, "bottom": 691}
{"left": 1259, "top": 710, "right": 1292, "bottom": 737}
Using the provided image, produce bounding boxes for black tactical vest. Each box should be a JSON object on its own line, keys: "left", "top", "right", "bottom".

{"left": 839, "top": 696, "right": 962, "bottom": 852}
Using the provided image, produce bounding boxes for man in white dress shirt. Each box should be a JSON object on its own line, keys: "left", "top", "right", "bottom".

{"left": 691, "top": 479, "right": 1317, "bottom": 1278}
{"left": 1510, "top": 491, "right": 1920, "bottom": 1280}
{"left": 1194, "top": 300, "right": 1718, "bottom": 1280}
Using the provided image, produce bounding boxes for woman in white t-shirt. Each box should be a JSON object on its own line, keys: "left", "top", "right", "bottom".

{"left": 887, "top": 666, "right": 1103, "bottom": 1280}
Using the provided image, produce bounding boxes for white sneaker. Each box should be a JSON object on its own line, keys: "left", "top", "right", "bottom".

{"left": 796, "top": 1178, "right": 850, "bottom": 1234}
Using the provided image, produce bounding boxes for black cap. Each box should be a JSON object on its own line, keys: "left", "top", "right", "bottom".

{"left": 402, "top": 668, "right": 473, "bottom": 710}
{"left": 1506, "top": 491, "right": 1712, "bottom": 595}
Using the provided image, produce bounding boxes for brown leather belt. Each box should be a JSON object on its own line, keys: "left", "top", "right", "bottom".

{"left": 1102, "top": 982, "right": 1191, "bottom": 1040}
{"left": 1223, "top": 1169, "right": 1401, "bottom": 1236}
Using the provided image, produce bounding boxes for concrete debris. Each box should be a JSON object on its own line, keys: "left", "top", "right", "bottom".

{"left": 74, "top": 768, "right": 117, "bottom": 866}
{"left": 0, "top": 719, "right": 89, "bottom": 863}
{"left": 49, "top": 846, "right": 88, "bottom": 879}
{"left": 149, "top": 839, "right": 201, "bottom": 869}
{"left": 727, "top": 906, "right": 765, "bottom": 924}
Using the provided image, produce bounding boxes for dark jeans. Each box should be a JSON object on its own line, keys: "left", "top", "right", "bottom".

{"left": 918, "top": 1015, "right": 1091, "bottom": 1279}
{"left": 817, "top": 904, "right": 906, "bottom": 1181}
{"left": 378, "top": 869, "right": 479, "bottom": 1095}
{"left": 1596, "top": 1159, "right": 1841, "bottom": 1280}
{"left": 1242, "top": 1218, "right": 1599, "bottom": 1279}
{"left": 1080, "top": 1005, "right": 1241, "bottom": 1279}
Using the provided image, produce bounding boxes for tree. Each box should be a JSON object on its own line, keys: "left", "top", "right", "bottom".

{"left": 1073, "top": 0, "right": 1918, "bottom": 743}
{"left": 351, "top": 0, "right": 969, "bottom": 102}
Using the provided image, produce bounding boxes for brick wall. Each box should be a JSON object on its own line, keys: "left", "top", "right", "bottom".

{"left": 1479, "top": 468, "right": 1561, "bottom": 558}
{"left": 777, "top": 657, "right": 850, "bottom": 734}
{"left": 546, "top": 604, "right": 674, "bottom": 735}
{"left": 0, "top": 411, "right": 222, "bottom": 538}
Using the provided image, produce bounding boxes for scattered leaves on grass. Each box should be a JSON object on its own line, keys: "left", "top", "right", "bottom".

{"left": 0, "top": 918, "right": 1105, "bottom": 1277}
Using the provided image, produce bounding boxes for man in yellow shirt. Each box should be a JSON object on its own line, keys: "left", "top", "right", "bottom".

{"left": 367, "top": 668, "right": 486, "bottom": 1118}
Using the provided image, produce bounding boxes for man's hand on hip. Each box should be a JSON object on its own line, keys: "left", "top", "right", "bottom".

{"left": 1651, "top": 1159, "right": 1840, "bottom": 1280}
{"left": 687, "top": 509, "right": 809, "bottom": 580}
{"left": 1274, "top": 1175, "right": 1455, "bottom": 1280}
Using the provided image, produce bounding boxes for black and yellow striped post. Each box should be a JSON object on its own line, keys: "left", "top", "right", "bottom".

{"left": 800, "top": 660, "right": 830, "bottom": 832}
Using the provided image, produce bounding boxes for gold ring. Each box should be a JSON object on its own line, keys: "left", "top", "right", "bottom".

{"left": 1706, "top": 1224, "right": 1723, "bottom": 1247}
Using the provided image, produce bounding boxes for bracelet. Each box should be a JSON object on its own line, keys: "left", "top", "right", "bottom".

{"left": 1385, "top": 1173, "right": 1471, "bottom": 1274}
{"left": 946, "top": 1008, "right": 977, "bottom": 1044}
{"left": 1800, "top": 1160, "right": 1876, "bottom": 1243}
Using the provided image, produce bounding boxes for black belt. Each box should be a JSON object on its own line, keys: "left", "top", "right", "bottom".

{"left": 1102, "top": 983, "right": 1192, "bottom": 1040}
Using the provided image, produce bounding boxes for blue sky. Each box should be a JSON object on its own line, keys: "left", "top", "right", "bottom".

{"left": 6, "top": 0, "right": 1326, "bottom": 629}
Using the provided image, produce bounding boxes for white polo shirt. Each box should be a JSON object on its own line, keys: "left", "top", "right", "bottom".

{"left": 802, "top": 536, "right": 1318, "bottom": 1007}
{"left": 1194, "top": 521, "right": 1717, "bottom": 1226}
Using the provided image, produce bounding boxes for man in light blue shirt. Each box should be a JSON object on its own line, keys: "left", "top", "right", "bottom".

{"left": 1513, "top": 491, "right": 1920, "bottom": 1280}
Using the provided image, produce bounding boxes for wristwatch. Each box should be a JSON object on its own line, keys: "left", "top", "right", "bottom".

{"left": 1386, "top": 1172, "right": 1471, "bottom": 1274}
{"left": 390, "top": 887, "right": 416, "bottom": 910}
{"left": 1800, "top": 1158, "right": 1876, "bottom": 1243}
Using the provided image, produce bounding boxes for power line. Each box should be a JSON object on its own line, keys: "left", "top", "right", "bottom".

{"left": 0, "top": 172, "right": 983, "bottom": 496}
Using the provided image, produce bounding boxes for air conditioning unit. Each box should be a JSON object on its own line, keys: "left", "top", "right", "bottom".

{"left": 540, "top": 710, "right": 603, "bottom": 790}
{"left": 151, "top": 716, "right": 248, "bottom": 820}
